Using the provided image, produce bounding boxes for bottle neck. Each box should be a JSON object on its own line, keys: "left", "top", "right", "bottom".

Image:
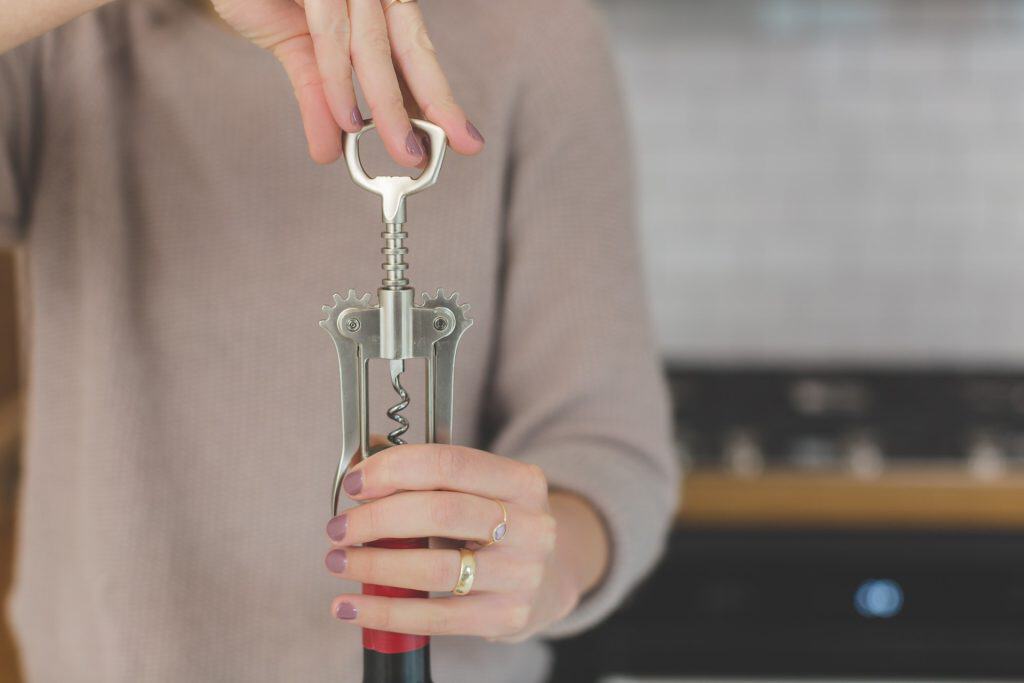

{"left": 362, "top": 645, "right": 431, "bottom": 683}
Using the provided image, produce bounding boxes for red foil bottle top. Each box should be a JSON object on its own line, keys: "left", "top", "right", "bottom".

{"left": 363, "top": 537, "right": 431, "bottom": 654}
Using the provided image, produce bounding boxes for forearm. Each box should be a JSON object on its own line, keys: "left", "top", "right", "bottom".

{"left": 549, "top": 490, "right": 610, "bottom": 596}
{"left": 0, "top": 0, "right": 110, "bottom": 53}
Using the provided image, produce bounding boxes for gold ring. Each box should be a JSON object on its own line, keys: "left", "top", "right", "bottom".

{"left": 382, "top": 0, "right": 417, "bottom": 11}
{"left": 451, "top": 548, "right": 476, "bottom": 596}
{"left": 480, "top": 499, "right": 509, "bottom": 548}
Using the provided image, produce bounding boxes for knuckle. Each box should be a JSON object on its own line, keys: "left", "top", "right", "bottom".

{"left": 504, "top": 603, "right": 531, "bottom": 633}
{"left": 426, "top": 606, "right": 453, "bottom": 635}
{"left": 353, "top": 28, "right": 392, "bottom": 65}
{"left": 362, "top": 500, "right": 386, "bottom": 539}
{"left": 291, "top": 62, "right": 324, "bottom": 92}
{"left": 369, "top": 29, "right": 392, "bottom": 57}
{"left": 506, "top": 559, "right": 544, "bottom": 593}
{"left": 413, "top": 20, "right": 437, "bottom": 55}
{"left": 362, "top": 550, "right": 383, "bottom": 582}
{"left": 535, "top": 513, "right": 557, "bottom": 554}
{"left": 271, "top": 40, "right": 323, "bottom": 91}
{"left": 392, "top": 39, "right": 417, "bottom": 64}
{"left": 394, "top": 20, "right": 435, "bottom": 62}
{"left": 369, "top": 90, "right": 407, "bottom": 117}
{"left": 379, "top": 450, "right": 399, "bottom": 488}
{"left": 433, "top": 444, "right": 469, "bottom": 486}
{"left": 422, "top": 93, "right": 458, "bottom": 120}
{"left": 483, "top": 622, "right": 506, "bottom": 640}
{"left": 520, "top": 562, "right": 545, "bottom": 593}
{"left": 431, "top": 553, "right": 457, "bottom": 589}
{"left": 481, "top": 615, "right": 507, "bottom": 639}
{"left": 522, "top": 464, "right": 549, "bottom": 501}
{"left": 429, "top": 494, "right": 462, "bottom": 530}
{"left": 374, "top": 601, "right": 393, "bottom": 632}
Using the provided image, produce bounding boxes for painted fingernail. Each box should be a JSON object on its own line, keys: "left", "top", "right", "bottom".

{"left": 335, "top": 601, "right": 358, "bottom": 620}
{"left": 405, "top": 129, "right": 425, "bottom": 159}
{"left": 466, "top": 120, "right": 485, "bottom": 143}
{"left": 325, "top": 549, "right": 348, "bottom": 574}
{"left": 350, "top": 107, "right": 364, "bottom": 128}
{"left": 342, "top": 470, "right": 363, "bottom": 496}
{"left": 326, "top": 514, "right": 348, "bottom": 542}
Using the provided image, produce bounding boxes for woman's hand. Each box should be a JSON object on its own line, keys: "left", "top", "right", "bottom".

{"left": 211, "top": 0, "right": 484, "bottom": 165}
{"left": 323, "top": 444, "right": 610, "bottom": 641}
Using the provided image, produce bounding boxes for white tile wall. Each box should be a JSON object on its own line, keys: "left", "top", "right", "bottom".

{"left": 598, "top": 0, "right": 1024, "bottom": 365}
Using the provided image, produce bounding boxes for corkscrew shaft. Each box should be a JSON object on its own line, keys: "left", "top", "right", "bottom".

{"left": 382, "top": 222, "right": 409, "bottom": 289}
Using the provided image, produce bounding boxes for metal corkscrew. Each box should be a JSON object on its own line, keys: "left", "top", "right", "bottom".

{"left": 320, "top": 119, "right": 472, "bottom": 682}
{"left": 322, "top": 118, "right": 473, "bottom": 513}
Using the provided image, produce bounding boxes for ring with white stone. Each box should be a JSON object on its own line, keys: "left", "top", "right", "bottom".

{"left": 481, "top": 499, "right": 509, "bottom": 547}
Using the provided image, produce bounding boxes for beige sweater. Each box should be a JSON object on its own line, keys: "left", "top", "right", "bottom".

{"left": 0, "top": 0, "right": 678, "bottom": 680}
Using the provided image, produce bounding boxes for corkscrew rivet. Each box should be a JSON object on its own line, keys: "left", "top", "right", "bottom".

{"left": 345, "top": 317, "right": 361, "bottom": 332}
{"left": 433, "top": 317, "right": 448, "bottom": 332}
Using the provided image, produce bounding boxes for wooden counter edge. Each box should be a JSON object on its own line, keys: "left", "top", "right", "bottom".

{"left": 679, "top": 468, "right": 1024, "bottom": 530}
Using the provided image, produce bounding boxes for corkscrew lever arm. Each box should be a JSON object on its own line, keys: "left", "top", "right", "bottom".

{"left": 422, "top": 291, "right": 474, "bottom": 445}
{"left": 320, "top": 291, "right": 373, "bottom": 516}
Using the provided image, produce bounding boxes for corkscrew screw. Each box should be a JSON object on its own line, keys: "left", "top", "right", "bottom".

{"left": 321, "top": 119, "right": 474, "bottom": 515}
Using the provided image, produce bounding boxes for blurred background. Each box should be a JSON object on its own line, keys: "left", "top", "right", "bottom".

{"left": 551, "top": 1, "right": 1024, "bottom": 681}
{"left": 4, "top": 0, "right": 1024, "bottom": 681}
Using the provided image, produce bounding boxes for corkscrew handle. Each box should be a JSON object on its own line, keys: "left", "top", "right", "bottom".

{"left": 343, "top": 119, "right": 447, "bottom": 224}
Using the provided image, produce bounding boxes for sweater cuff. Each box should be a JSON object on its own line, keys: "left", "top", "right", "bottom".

{"left": 518, "top": 441, "right": 676, "bottom": 639}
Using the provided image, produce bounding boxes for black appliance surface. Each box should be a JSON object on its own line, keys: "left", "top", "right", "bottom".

{"left": 551, "top": 529, "right": 1024, "bottom": 681}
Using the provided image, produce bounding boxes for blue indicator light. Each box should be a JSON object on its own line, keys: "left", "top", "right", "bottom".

{"left": 854, "top": 578, "right": 903, "bottom": 618}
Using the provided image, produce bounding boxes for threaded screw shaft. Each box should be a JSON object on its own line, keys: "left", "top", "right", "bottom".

{"left": 381, "top": 222, "right": 409, "bottom": 289}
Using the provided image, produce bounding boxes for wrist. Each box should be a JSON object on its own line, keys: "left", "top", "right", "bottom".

{"left": 549, "top": 490, "right": 610, "bottom": 597}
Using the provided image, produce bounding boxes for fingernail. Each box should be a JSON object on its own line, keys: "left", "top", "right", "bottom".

{"left": 350, "top": 107, "right": 364, "bottom": 128}
{"left": 325, "top": 549, "right": 348, "bottom": 574}
{"left": 466, "top": 120, "right": 485, "bottom": 143}
{"left": 335, "top": 601, "right": 358, "bottom": 620}
{"left": 405, "top": 129, "right": 425, "bottom": 159}
{"left": 326, "top": 514, "right": 348, "bottom": 542}
{"left": 342, "top": 470, "right": 363, "bottom": 496}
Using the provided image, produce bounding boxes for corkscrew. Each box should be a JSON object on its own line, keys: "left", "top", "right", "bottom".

{"left": 322, "top": 118, "right": 473, "bottom": 513}
{"left": 320, "top": 119, "right": 472, "bottom": 680}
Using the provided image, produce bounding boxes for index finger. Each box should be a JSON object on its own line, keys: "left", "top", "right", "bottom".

{"left": 342, "top": 444, "right": 548, "bottom": 507}
{"left": 385, "top": 2, "right": 484, "bottom": 156}
{"left": 349, "top": 0, "right": 421, "bottom": 166}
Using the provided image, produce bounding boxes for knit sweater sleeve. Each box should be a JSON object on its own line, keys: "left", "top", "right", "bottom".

{"left": 483, "top": 0, "right": 680, "bottom": 638}
{"left": 0, "top": 38, "right": 43, "bottom": 245}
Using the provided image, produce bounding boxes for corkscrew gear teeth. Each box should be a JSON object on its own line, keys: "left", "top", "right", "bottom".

{"left": 421, "top": 289, "right": 473, "bottom": 328}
